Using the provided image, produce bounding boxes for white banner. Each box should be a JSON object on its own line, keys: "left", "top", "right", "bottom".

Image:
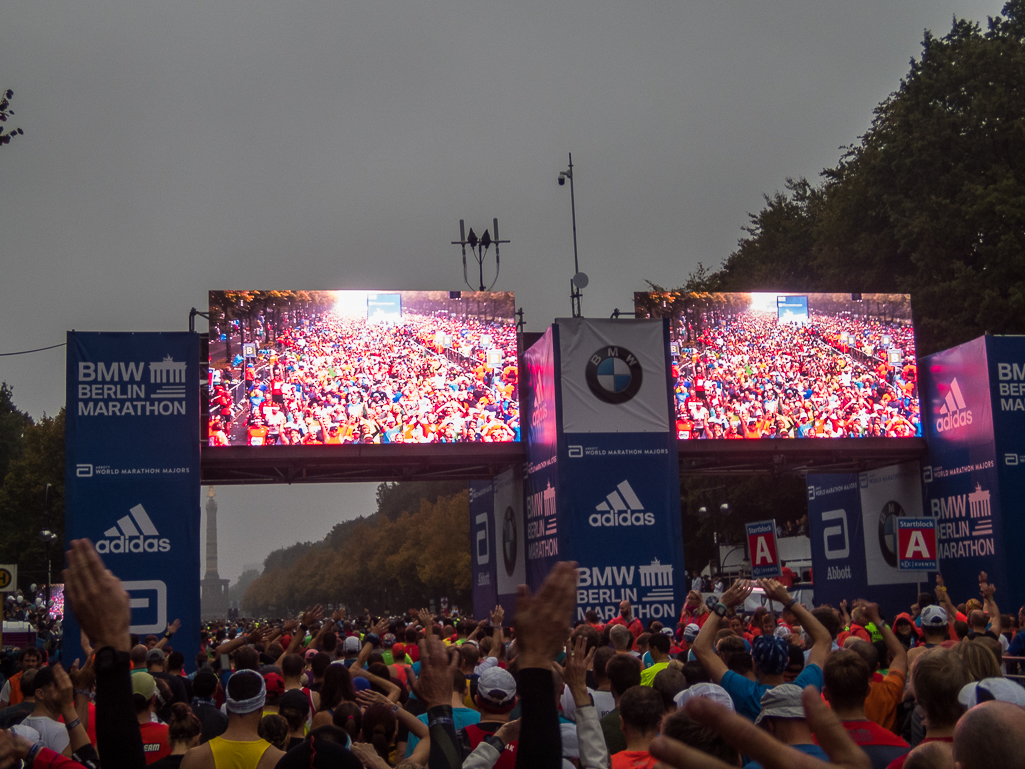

{"left": 557, "top": 318, "right": 670, "bottom": 434}
{"left": 494, "top": 468, "right": 527, "bottom": 594}
{"left": 859, "top": 462, "right": 925, "bottom": 586}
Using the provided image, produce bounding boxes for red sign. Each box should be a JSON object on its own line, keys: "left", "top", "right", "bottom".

{"left": 896, "top": 518, "right": 938, "bottom": 571}
{"left": 745, "top": 519, "right": 780, "bottom": 578}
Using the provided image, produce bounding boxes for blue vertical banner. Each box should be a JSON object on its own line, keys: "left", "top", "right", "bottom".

{"left": 65, "top": 332, "right": 200, "bottom": 665}
{"left": 469, "top": 480, "right": 497, "bottom": 618}
{"left": 807, "top": 473, "right": 863, "bottom": 610}
{"left": 920, "top": 336, "right": 1006, "bottom": 605}
{"left": 552, "top": 318, "right": 685, "bottom": 625}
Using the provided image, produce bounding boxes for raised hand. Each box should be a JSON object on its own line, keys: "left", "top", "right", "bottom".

{"left": 495, "top": 719, "right": 521, "bottom": 745}
{"left": 720, "top": 579, "right": 753, "bottom": 609}
{"left": 356, "top": 689, "right": 392, "bottom": 709}
{"left": 63, "top": 539, "right": 131, "bottom": 653}
{"left": 417, "top": 608, "right": 433, "bottom": 628}
{"left": 757, "top": 578, "right": 791, "bottom": 605}
{"left": 281, "top": 619, "right": 299, "bottom": 633}
{"left": 166, "top": 618, "right": 181, "bottom": 634}
{"left": 416, "top": 636, "right": 454, "bottom": 708}
{"left": 332, "top": 608, "right": 346, "bottom": 622}
{"left": 372, "top": 618, "right": 389, "bottom": 636}
{"left": 490, "top": 604, "right": 505, "bottom": 626}
{"left": 52, "top": 663, "right": 76, "bottom": 715}
{"left": 514, "top": 561, "right": 579, "bottom": 668}
{"left": 302, "top": 605, "right": 324, "bottom": 626}
{"left": 564, "top": 635, "right": 594, "bottom": 705}
{"left": 69, "top": 657, "right": 95, "bottom": 690}
{"left": 862, "top": 602, "right": 883, "bottom": 627}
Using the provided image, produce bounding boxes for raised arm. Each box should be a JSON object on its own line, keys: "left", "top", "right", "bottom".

{"left": 934, "top": 574, "right": 960, "bottom": 623}
{"left": 862, "top": 603, "right": 907, "bottom": 677}
{"left": 154, "top": 619, "right": 180, "bottom": 650}
{"left": 979, "top": 572, "right": 1001, "bottom": 637}
{"left": 489, "top": 605, "right": 505, "bottom": 660}
{"left": 758, "top": 579, "right": 831, "bottom": 669}
{"left": 693, "top": 579, "right": 752, "bottom": 684}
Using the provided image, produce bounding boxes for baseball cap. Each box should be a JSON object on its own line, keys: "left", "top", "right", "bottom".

{"left": 132, "top": 672, "right": 157, "bottom": 699}
{"left": 660, "top": 627, "right": 675, "bottom": 637}
{"left": 674, "top": 682, "right": 736, "bottom": 712}
{"left": 146, "top": 648, "right": 166, "bottom": 664}
{"left": 920, "top": 605, "right": 949, "bottom": 627}
{"left": 754, "top": 683, "right": 806, "bottom": 725}
{"left": 752, "top": 635, "right": 789, "bottom": 676}
{"left": 958, "top": 678, "right": 1025, "bottom": 708}
{"left": 343, "top": 636, "right": 361, "bottom": 654}
{"left": 477, "top": 667, "right": 517, "bottom": 707}
{"left": 263, "top": 672, "right": 285, "bottom": 698}
{"left": 382, "top": 633, "right": 396, "bottom": 649}
{"left": 683, "top": 624, "right": 701, "bottom": 644}
{"left": 279, "top": 688, "right": 311, "bottom": 717}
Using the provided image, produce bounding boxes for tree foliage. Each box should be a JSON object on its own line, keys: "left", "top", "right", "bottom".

{"left": 242, "top": 483, "right": 471, "bottom": 617}
{"left": 683, "top": 1, "right": 1025, "bottom": 355}
{"left": 0, "top": 89, "right": 24, "bottom": 147}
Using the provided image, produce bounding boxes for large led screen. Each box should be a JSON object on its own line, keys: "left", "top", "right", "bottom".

{"left": 634, "top": 292, "right": 920, "bottom": 439}
{"left": 208, "top": 291, "right": 519, "bottom": 446}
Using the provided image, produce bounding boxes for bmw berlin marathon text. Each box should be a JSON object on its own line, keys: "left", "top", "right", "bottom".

{"left": 76, "top": 357, "right": 188, "bottom": 416}
{"left": 576, "top": 560, "right": 676, "bottom": 622}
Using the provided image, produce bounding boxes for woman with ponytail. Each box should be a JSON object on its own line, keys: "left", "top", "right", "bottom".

{"left": 360, "top": 703, "right": 397, "bottom": 764}
{"left": 150, "top": 702, "right": 201, "bottom": 769}
{"left": 331, "top": 701, "right": 361, "bottom": 745}
{"left": 311, "top": 665, "right": 357, "bottom": 729}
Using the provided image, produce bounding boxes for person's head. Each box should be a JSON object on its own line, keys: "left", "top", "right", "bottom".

{"left": 606, "top": 654, "right": 643, "bottom": 699}
{"left": 652, "top": 668, "right": 686, "bottom": 712}
{"left": 18, "top": 668, "right": 38, "bottom": 701}
{"left": 30, "top": 667, "right": 58, "bottom": 713}
{"left": 847, "top": 640, "right": 880, "bottom": 674}
{"left": 234, "top": 645, "right": 260, "bottom": 672}
{"left": 192, "top": 668, "right": 218, "bottom": 700}
{"left": 277, "top": 726, "right": 363, "bottom": 769}
{"left": 226, "top": 669, "right": 267, "bottom": 720}
{"left": 279, "top": 689, "right": 311, "bottom": 733}
{"left": 954, "top": 620, "right": 970, "bottom": 641}
{"left": 131, "top": 644, "right": 149, "bottom": 668}
{"left": 729, "top": 616, "right": 745, "bottom": 636}
{"left": 682, "top": 660, "right": 712, "bottom": 687}
{"left": 953, "top": 641, "right": 1001, "bottom": 681}
{"left": 475, "top": 667, "right": 517, "bottom": 714}
{"left": 609, "top": 624, "right": 633, "bottom": 652}
{"left": 319, "top": 664, "right": 357, "bottom": 711}
{"left": 618, "top": 685, "right": 664, "bottom": 738}
{"left": 131, "top": 671, "right": 158, "bottom": 715}
{"left": 259, "top": 713, "right": 290, "bottom": 751}
{"left": 973, "top": 636, "right": 1003, "bottom": 669}
{"left": 310, "top": 652, "right": 331, "bottom": 680}
{"left": 571, "top": 624, "right": 600, "bottom": 654}
{"left": 592, "top": 647, "right": 616, "bottom": 686}
{"left": 823, "top": 650, "right": 871, "bottom": 712}
{"left": 905, "top": 740, "right": 954, "bottom": 769}
{"left": 783, "top": 644, "right": 805, "bottom": 683}
{"left": 342, "top": 636, "right": 361, "bottom": 657}
{"left": 263, "top": 672, "right": 285, "bottom": 708}
{"left": 649, "top": 632, "right": 671, "bottom": 662}
{"left": 968, "top": 610, "right": 988, "bottom": 631}
{"left": 918, "top": 592, "right": 936, "bottom": 610}
{"left": 662, "top": 706, "right": 740, "bottom": 763}
{"left": 332, "top": 700, "right": 362, "bottom": 742}
{"left": 166, "top": 650, "right": 185, "bottom": 673}
{"left": 146, "top": 648, "right": 166, "bottom": 671}
{"left": 716, "top": 634, "right": 746, "bottom": 662}
{"left": 619, "top": 600, "right": 633, "bottom": 621}
{"left": 19, "top": 648, "right": 42, "bottom": 671}
{"left": 281, "top": 653, "right": 305, "bottom": 682}
{"left": 912, "top": 649, "right": 971, "bottom": 731}
{"left": 811, "top": 607, "right": 841, "bottom": 641}
{"left": 953, "top": 700, "right": 1025, "bottom": 769}
{"left": 751, "top": 635, "right": 789, "bottom": 679}
{"left": 754, "top": 683, "right": 811, "bottom": 742}
{"left": 145, "top": 634, "right": 160, "bottom": 649}
{"left": 458, "top": 644, "right": 480, "bottom": 672}
{"left": 167, "top": 702, "right": 202, "bottom": 751}
{"left": 361, "top": 703, "right": 397, "bottom": 760}
{"left": 920, "top": 606, "right": 951, "bottom": 641}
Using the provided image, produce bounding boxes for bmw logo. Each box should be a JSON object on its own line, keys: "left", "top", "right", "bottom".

{"left": 586, "top": 347, "right": 643, "bottom": 404}
{"left": 877, "top": 499, "right": 906, "bottom": 568}
{"left": 502, "top": 506, "right": 517, "bottom": 576}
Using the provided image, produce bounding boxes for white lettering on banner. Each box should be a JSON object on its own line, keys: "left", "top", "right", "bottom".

{"left": 934, "top": 378, "right": 973, "bottom": 433}
{"left": 1000, "top": 398, "right": 1025, "bottom": 411}
{"left": 929, "top": 482, "right": 993, "bottom": 559}
{"left": 77, "top": 357, "right": 187, "bottom": 416}
{"left": 123, "top": 580, "right": 167, "bottom": 635}
{"left": 589, "top": 480, "right": 656, "bottom": 527}
{"left": 78, "top": 362, "right": 146, "bottom": 382}
{"left": 96, "top": 504, "right": 172, "bottom": 554}
{"left": 575, "top": 603, "right": 676, "bottom": 621}
{"left": 997, "top": 362, "right": 1025, "bottom": 381}
{"left": 904, "top": 530, "right": 931, "bottom": 559}
{"left": 577, "top": 566, "right": 635, "bottom": 587}
{"left": 475, "top": 513, "right": 489, "bottom": 565}
{"left": 754, "top": 536, "right": 773, "bottom": 565}
{"left": 822, "top": 509, "right": 850, "bottom": 560}
{"left": 827, "top": 566, "right": 852, "bottom": 580}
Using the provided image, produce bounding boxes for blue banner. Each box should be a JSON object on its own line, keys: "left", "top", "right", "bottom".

{"left": 470, "top": 480, "right": 497, "bottom": 618}
{"left": 65, "top": 332, "right": 200, "bottom": 666}
{"left": 807, "top": 473, "right": 865, "bottom": 610}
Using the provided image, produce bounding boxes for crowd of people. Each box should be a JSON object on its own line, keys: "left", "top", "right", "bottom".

{"left": 0, "top": 540, "right": 1021, "bottom": 769}
{"left": 672, "top": 311, "right": 921, "bottom": 439}
{"left": 208, "top": 311, "right": 519, "bottom": 446}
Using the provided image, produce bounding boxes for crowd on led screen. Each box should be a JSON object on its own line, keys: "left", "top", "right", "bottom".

{"left": 207, "top": 291, "right": 519, "bottom": 446}
{"left": 634, "top": 292, "right": 920, "bottom": 439}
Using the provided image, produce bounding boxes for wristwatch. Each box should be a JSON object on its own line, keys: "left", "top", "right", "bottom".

{"left": 713, "top": 602, "right": 728, "bottom": 618}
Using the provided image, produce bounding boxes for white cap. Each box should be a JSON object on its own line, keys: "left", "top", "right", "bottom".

{"left": 674, "top": 682, "right": 735, "bottom": 713}
{"left": 958, "top": 678, "right": 1025, "bottom": 708}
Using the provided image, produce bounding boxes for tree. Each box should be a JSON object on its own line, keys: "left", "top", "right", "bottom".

{"left": 0, "top": 90, "right": 24, "bottom": 147}
{"left": 0, "top": 383, "right": 31, "bottom": 485}
{"left": 684, "top": 0, "right": 1025, "bottom": 355}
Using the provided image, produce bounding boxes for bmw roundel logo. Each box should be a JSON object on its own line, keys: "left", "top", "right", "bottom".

{"left": 502, "top": 506, "right": 517, "bottom": 577}
{"left": 877, "top": 499, "right": 906, "bottom": 568}
{"left": 586, "top": 346, "right": 643, "bottom": 404}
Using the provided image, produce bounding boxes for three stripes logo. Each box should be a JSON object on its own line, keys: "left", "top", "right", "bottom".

{"left": 935, "top": 378, "right": 973, "bottom": 433}
{"left": 588, "top": 480, "right": 655, "bottom": 527}
{"left": 96, "top": 504, "right": 171, "bottom": 554}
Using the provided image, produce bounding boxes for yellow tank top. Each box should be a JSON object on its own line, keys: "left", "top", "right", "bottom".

{"left": 208, "top": 737, "right": 271, "bottom": 769}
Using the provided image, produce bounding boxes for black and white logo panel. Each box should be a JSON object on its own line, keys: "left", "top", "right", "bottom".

{"left": 585, "top": 347, "right": 643, "bottom": 404}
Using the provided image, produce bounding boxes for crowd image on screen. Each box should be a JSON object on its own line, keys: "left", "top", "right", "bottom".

{"left": 641, "top": 294, "right": 921, "bottom": 440}
{"left": 207, "top": 293, "right": 520, "bottom": 447}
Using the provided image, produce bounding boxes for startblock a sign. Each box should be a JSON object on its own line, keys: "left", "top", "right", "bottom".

{"left": 65, "top": 332, "right": 200, "bottom": 667}
{"left": 746, "top": 520, "right": 780, "bottom": 578}
{"left": 897, "top": 518, "right": 938, "bottom": 571}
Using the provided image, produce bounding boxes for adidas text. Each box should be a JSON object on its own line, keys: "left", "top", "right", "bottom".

{"left": 588, "top": 511, "right": 655, "bottom": 527}
{"left": 935, "top": 410, "right": 972, "bottom": 433}
{"left": 96, "top": 536, "right": 170, "bottom": 554}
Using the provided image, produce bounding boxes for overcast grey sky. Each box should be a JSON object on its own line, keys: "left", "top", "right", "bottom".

{"left": 1, "top": 0, "right": 1003, "bottom": 581}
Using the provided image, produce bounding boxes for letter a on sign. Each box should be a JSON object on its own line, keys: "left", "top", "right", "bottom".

{"left": 896, "top": 518, "right": 938, "bottom": 571}
{"left": 746, "top": 519, "right": 780, "bottom": 579}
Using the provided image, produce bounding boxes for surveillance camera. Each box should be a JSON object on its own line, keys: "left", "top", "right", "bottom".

{"left": 558, "top": 175, "right": 566, "bottom": 186}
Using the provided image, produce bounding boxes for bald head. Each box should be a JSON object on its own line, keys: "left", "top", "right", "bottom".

{"left": 968, "top": 611, "right": 988, "bottom": 631}
{"left": 953, "top": 701, "right": 1025, "bottom": 769}
{"left": 905, "top": 740, "right": 953, "bottom": 769}
{"left": 619, "top": 601, "right": 633, "bottom": 620}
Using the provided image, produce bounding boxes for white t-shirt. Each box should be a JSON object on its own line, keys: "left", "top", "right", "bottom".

{"left": 0, "top": 680, "right": 10, "bottom": 704}
{"left": 22, "top": 716, "right": 70, "bottom": 753}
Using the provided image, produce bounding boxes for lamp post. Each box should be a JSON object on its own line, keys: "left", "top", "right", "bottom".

{"left": 558, "top": 153, "right": 586, "bottom": 318}
{"left": 38, "top": 483, "right": 58, "bottom": 612}
{"left": 697, "top": 501, "right": 731, "bottom": 582}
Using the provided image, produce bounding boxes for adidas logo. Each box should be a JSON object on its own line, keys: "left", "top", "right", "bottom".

{"left": 96, "top": 504, "right": 171, "bottom": 554}
{"left": 935, "top": 378, "right": 973, "bottom": 433}
{"left": 588, "top": 480, "right": 655, "bottom": 527}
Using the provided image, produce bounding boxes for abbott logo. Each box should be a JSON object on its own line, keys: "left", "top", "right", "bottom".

{"left": 475, "top": 513, "right": 490, "bottom": 566}
{"left": 76, "top": 464, "right": 94, "bottom": 478}
{"left": 935, "top": 378, "right": 973, "bottom": 433}
{"left": 822, "top": 509, "right": 850, "bottom": 560}
{"left": 124, "top": 580, "right": 167, "bottom": 634}
{"left": 96, "top": 504, "right": 171, "bottom": 554}
{"left": 589, "top": 480, "right": 655, "bottom": 527}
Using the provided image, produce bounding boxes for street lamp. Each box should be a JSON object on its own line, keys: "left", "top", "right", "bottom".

{"left": 558, "top": 153, "right": 587, "bottom": 318}
{"left": 39, "top": 484, "right": 58, "bottom": 611}
{"left": 698, "top": 501, "right": 731, "bottom": 581}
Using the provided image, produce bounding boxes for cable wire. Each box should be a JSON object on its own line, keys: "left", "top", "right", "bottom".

{"left": 0, "top": 342, "right": 66, "bottom": 357}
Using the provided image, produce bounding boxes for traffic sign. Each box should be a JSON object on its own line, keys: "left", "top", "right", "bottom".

{"left": 746, "top": 520, "right": 781, "bottom": 579}
{"left": 896, "top": 518, "right": 938, "bottom": 571}
{"left": 0, "top": 565, "right": 16, "bottom": 592}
